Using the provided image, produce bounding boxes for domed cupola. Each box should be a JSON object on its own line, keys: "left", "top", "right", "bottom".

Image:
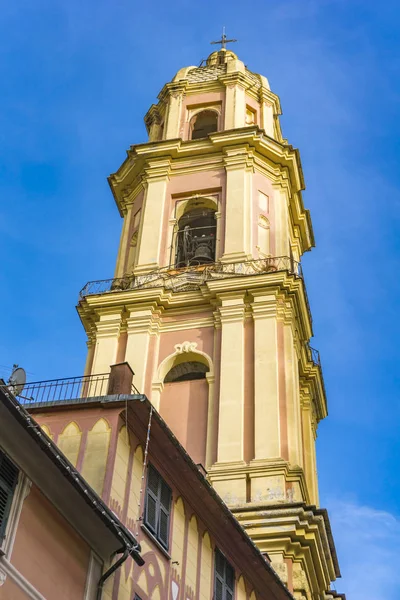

{"left": 144, "top": 38, "right": 282, "bottom": 143}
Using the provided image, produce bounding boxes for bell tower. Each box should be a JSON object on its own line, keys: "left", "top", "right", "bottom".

{"left": 78, "top": 44, "right": 341, "bottom": 598}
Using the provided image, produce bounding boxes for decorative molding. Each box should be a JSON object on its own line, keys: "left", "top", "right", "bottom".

{"left": 1, "top": 474, "right": 31, "bottom": 559}
{"left": 174, "top": 341, "right": 198, "bottom": 354}
{"left": 0, "top": 558, "right": 46, "bottom": 599}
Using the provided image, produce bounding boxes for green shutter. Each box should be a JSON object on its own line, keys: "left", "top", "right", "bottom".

{"left": 0, "top": 452, "right": 19, "bottom": 541}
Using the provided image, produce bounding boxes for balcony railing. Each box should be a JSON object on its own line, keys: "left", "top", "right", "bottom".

{"left": 5, "top": 372, "right": 141, "bottom": 407}
{"left": 307, "top": 343, "right": 321, "bottom": 367}
{"left": 79, "top": 256, "right": 302, "bottom": 299}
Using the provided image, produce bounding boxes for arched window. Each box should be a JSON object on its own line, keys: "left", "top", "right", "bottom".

{"left": 175, "top": 208, "right": 216, "bottom": 267}
{"left": 191, "top": 111, "right": 218, "bottom": 140}
{"left": 164, "top": 361, "right": 209, "bottom": 383}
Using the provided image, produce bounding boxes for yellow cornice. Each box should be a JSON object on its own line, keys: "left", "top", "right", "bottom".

{"left": 232, "top": 504, "right": 339, "bottom": 587}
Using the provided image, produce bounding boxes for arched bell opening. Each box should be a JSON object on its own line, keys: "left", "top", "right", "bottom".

{"left": 174, "top": 208, "right": 216, "bottom": 268}
{"left": 190, "top": 110, "right": 219, "bottom": 140}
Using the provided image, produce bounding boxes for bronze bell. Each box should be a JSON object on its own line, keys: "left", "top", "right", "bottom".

{"left": 190, "top": 243, "right": 213, "bottom": 264}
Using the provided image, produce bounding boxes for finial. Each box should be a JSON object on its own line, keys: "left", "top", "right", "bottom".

{"left": 210, "top": 26, "right": 237, "bottom": 50}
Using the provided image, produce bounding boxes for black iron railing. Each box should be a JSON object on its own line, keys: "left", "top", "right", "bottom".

{"left": 6, "top": 373, "right": 140, "bottom": 407}
{"left": 79, "top": 256, "right": 303, "bottom": 299}
{"left": 307, "top": 343, "right": 321, "bottom": 367}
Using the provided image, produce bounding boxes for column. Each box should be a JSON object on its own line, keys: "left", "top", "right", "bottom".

{"left": 125, "top": 303, "right": 158, "bottom": 395}
{"left": 135, "top": 159, "right": 170, "bottom": 274}
{"left": 221, "top": 149, "right": 253, "bottom": 262}
{"left": 251, "top": 293, "right": 281, "bottom": 459}
{"left": 217, "top": 293, "right": 246, "bottom": 463}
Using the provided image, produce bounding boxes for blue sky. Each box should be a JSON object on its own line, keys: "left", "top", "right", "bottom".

{"left": 1, "top": 1, "right": 399, "bottom": 596}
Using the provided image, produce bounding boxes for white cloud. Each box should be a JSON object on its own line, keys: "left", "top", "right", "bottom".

{"left": 327, "top": 499, "right": 400, "bottom": 599}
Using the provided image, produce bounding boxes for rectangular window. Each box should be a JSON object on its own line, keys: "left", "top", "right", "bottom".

{"left": 0, "top": 450, "right": 19, "bottom": 541}
{"left": 214, "top": 549, "right": 235, "bottom": 600}
{"left": 144, "top": 465, "right": 172, "bottom": 550}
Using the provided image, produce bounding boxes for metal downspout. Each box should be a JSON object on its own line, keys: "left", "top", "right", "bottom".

{"left": 96, "top": 547, "right": 129, "bottom": 600}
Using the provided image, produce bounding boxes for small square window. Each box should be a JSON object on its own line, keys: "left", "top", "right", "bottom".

{"left": 245, "top": 106, "right": 256, "bottom": 126}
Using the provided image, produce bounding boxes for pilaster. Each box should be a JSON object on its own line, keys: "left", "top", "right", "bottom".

{"left": 273, "top": 185, "right": 290, "bottom": 257}
{"left": 164, "top": 82, "right": 187, "bottom": 139}
{"left": 259, "top": 89, "right": 275, "bottom": 139}
{"left": 283, "top": 319, "right": 303, "bottom": 468}
{"left": 216, "top": 292, "right": 246, "bottom": 463}
{"left": 114, "top": 203, "right": 133, "bottom": 278}
{"left": 221, "top": 149, "right": 253, "bottom": 262}
{"left": 125, "top": 303, "right": 160, "bottom": 394}
{"left": 251, "top": 292, "right": 280, "bottom": 459}
{"left": 91, "top": 309, "right": 123, "bottom": 375}
{"left": 221, "top": 66, "right": 246, "bottom": 129}
{"left": 135, "top": 159, "right": 170, "bottom": 274}
{"left": 300, "top": 388, "right": 319, "bottom": 506}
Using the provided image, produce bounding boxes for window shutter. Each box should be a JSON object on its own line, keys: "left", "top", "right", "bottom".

{"left": 145, "top": 488, "right": 158, "bottom": 534}
{"left": 215, "top": 577, "right": 224, "bottom": 600}
{"left": 147, "top": 465, "right": 160, "bottom": 495}
{"left": 214, "top": 549, "right": 235, "bottom": 600}
{"left": 158, "top": 507, "right": 169, "bottom": 547}
{"left": 0, "top": 452, "right": 19, "bottom": 541}
{"left": 144, "top": 465, "right": 172, "bottom": 549}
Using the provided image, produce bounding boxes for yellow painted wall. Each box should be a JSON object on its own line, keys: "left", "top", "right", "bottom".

{"left": 199, "top": 532, "right": 212, "bottom": 600}
{"left": 81, "top": 418, "right": 111, "bottom": 495}
{"left": 127, "top": 445, "right": 143, "bottom": 528}
{"left": 170, "top": 497, "right": 186, "bottom": 583}
{"left": 40, "top": 423, "right": 52, "bottom": 439}
{"left": 110, "top": 425, "right": 130, "bottom": 512}
{"left": 186, "top": 515, "right": 199, "bottom": 595}
{"left": 57, "top": 421, "right": 82, "bottom": 466}
{"left": 237, "top": 576, "right": 247, "bottom": 600}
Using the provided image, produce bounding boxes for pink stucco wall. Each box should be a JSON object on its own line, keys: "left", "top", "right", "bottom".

{"left": 0, "top": 575, "right": 29, "bottom": 599}
{"left": 158, "top": 326, "right": 214, "bottom": 366}
{"left": 180, "top": 91, "right": 225, "bottom": 140}
{"left": 159, "top": 378, "right": 209, "bottom": 466}
{"left": 11, "top": 485, "right": 90, "bottom": 600}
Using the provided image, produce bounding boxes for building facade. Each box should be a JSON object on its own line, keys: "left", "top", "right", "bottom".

{"left": 28, "top": 371, "right": 295, "bottom": 600}
{"left": 0, "top": 384, "right": 142, "bottom": 600}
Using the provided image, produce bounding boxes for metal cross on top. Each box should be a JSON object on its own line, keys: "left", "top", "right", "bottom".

{"left": 210, "top": 27, "right": 237, "bottom": 50}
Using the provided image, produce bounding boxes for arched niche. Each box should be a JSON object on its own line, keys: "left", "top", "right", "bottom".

{"left": 152, "top": 343, "right": 215, "bottom": 468}
{"left": 190, "top": 109, "right": 219, "bottom": 140}
{"left": 39, "top": 423, "right": 52, "bottom": 439}
{"left": 57, "top": 422, "right": 82, "bottom": 467}
{"left": 81, "top": 418, "right": 111, "bottom": 495}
